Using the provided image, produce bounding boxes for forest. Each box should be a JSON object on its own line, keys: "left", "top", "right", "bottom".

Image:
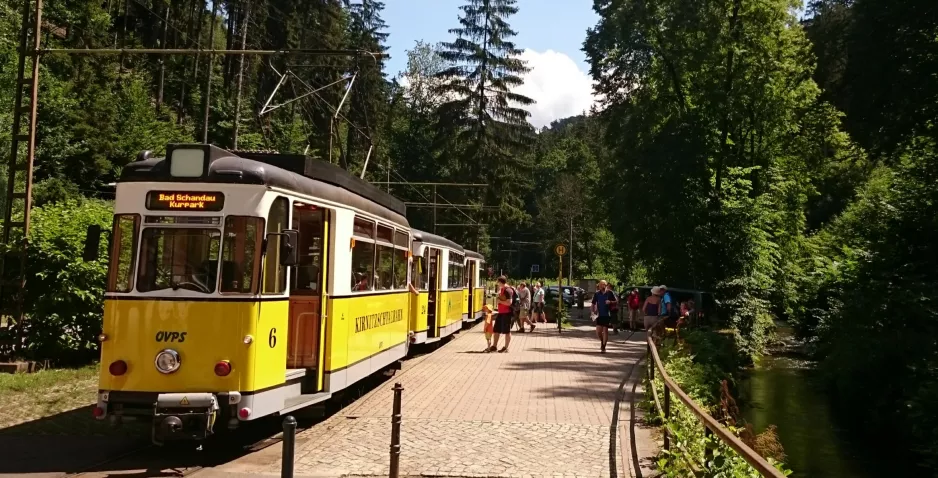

{"left": 0, "top": 0, "right": 936, "bottom": 471}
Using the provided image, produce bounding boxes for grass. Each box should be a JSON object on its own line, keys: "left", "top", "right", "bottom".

{"left": 0, "top": 363, "right": 100, "bottom": 429}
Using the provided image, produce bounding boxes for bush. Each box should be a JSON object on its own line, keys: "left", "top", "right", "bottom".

{"left": 0, "top": 198, "right": 112, "bottom": 364}
{"left": 648, "top": 328, "right": 792, "bottom": 476}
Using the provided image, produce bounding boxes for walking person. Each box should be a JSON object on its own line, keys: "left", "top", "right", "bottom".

{"left": 517, "top": 281, "right": 535, "bottom": 332}
{"left": 489, "top": 276, "right": 513, "bottom": 353}
{"left": 591, "top": 280, "right": 617, "bottom": 353}
{"left": 532, "top": 281, "right": 546, "bottom": 323}
{"left": 627, "top": 288, "right": 641, "bottom": 330}
{"left": 643, "top": 286, "right": 663, "bottom": 339}
{"left": 608, "top": 284, "right": 620, "bottom": 335}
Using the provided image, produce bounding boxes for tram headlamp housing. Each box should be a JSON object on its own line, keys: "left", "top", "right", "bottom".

{"left": 155, "top": 349, "right": 181, "bottom": 374}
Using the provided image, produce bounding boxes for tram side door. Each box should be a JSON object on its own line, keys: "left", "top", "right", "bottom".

{"left": 467, "top": 261, "right": 476, "bottom": 319}
{"left": 286, "top": 203, "right": 327, "bottom": 391}
{"left": 427, "top": 248, "right": 439, "bottom": 338}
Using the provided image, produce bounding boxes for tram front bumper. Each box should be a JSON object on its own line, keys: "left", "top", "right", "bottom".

{"left": 95, "top": 390, "right": 242, "bottom": 444}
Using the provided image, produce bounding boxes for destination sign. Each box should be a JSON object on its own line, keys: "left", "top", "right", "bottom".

{"left": 354, "top": 308, "right": 404, "bottom": 333}
{"left": 146, "top": 191, "right": 225, "bottom": 211}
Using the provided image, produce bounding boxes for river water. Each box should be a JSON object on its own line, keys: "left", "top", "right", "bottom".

{"left": 737, "top": 323, "right": 917, "bottom": 478}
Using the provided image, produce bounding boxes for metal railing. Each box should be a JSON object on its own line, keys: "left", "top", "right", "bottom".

{"left": 646, "top": 331, "right": 786, "bottom": 478}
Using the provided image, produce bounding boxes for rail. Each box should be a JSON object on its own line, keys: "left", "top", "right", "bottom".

{"left": 646, "top": 332, "right": 786, "bottom": 478}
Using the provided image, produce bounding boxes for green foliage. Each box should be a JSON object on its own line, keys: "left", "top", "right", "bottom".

{"left": 649, "top": 329, "right": 792, "bottom": 477}
{"left": 0, "top": 198, "right": 112, "bottom": 364}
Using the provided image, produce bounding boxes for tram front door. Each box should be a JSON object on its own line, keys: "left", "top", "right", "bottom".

{"left": 286, "top": 203, "right": 327, "bottom": 391}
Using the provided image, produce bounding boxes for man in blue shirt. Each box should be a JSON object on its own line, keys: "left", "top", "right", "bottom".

{"left": 659, "top": 285, "right": 672, "bottom": 319}
{"left": 591, "top": 280, "right": 617, "bottom": 353}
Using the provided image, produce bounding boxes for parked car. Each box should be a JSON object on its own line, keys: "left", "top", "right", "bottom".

{"left": 544, "top": 285, "right": 577, "bottom": 306}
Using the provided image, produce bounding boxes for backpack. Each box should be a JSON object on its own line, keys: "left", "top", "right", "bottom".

{"left": 510, "top": 287, "right": 521, "bottom": 312}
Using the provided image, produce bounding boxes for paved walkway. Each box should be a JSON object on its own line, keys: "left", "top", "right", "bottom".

{"left": 206, "top": 315, "right": 660, "bottom": 478}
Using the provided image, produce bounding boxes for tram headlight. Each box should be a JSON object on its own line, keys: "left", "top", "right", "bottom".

{"left": 154, "top": 349, "right": 181, "bottom": 374}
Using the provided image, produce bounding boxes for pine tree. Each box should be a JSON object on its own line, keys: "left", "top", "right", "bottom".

{"left": 434, "top": 0, "right": 535, "bottom": 231}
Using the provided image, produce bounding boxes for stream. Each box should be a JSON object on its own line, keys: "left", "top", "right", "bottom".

{"left": 737, "top": 322, "right": 918, "bottom": 478}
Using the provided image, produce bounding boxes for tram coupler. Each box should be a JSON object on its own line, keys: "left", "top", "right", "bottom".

{"left": 150, "top": 392, "right": 219, "bottom": 445}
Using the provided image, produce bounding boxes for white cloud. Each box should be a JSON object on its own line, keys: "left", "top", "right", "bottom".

{"left": 513, "top": 49, "right": 597, "bottom": 128}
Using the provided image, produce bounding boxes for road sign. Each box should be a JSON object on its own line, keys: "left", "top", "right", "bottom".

{"left": 555, "top": 244, "right": 567, "bottom": 256}
{"left": 531, "top": 264, "right": 540, "bottom": 273}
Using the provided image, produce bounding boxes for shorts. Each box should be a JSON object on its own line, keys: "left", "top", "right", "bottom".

{"left": 596, "top": 315, "right": 611, "bottom": 327}
{"left": 519, "top": 308, "right": 529, "bottom": 320}
{"left": 644, "top": 315, "right": 659, "bottom": 330}
{"left": 494, "top": 312, "right": 513, "bottom": 334}
{"left": 534, "top": 302, "right": 544, "bottom": 313}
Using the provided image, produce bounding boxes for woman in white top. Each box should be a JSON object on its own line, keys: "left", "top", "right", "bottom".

{"left": 532, "top": 281, "right": 546, "bottom": 323}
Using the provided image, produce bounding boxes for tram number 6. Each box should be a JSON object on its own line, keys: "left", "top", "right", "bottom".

{"left": 268, "top": 328, "right": 277, "bottom": 348}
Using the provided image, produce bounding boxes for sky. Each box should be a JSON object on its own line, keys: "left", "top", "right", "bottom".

{"left": 382, "top": 0, "right": 599, "bottom": 128}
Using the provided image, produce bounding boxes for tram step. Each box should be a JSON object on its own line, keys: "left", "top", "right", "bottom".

{"left": 282, "top": 392, "right": 331, "bottom": 414}
{"left": 285, "top": 368, "right": 306, "bottom": 381}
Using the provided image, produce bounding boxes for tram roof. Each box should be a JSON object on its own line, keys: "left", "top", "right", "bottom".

{"left": 465, "top": 250, "right": 484, "bottom": 260}
{"left": 119, "top": 144, "right": 408, "bottom": 225}
{"left": 411, "top": 229, "right": 464, "bottom": 253}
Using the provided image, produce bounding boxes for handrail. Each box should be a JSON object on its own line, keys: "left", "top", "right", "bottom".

{"left": 646, "top": 332, "right": 786, "bottom": 478}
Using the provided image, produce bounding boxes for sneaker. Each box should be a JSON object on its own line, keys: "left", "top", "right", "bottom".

{"left": 529, "top": 324, "right": 536, "bottom": 332}
{"left": 498, "top": 347, "right": 508, "bottom": 353}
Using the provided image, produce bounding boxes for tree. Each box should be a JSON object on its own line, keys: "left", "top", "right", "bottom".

{"left": 433, "top": 0, "right": 536, "bottom": 240}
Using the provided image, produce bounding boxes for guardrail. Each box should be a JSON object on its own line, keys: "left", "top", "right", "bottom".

{"left": 646, "top": 332, "right": 786, "bottom": 477}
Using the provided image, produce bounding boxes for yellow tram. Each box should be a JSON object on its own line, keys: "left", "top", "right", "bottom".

{"left": 408, "top": 230, "right": 464, "bottom": 344}
{"left": 86, "top": 144, "right": 483, "bottom": 444}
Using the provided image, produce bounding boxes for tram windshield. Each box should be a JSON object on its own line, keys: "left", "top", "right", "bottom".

{"left": 137, "top": 228, "right": 221, "bottom": 293}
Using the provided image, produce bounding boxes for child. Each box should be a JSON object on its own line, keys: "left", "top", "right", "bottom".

{"left": 482, "top": 304, "right": 494, "bottom": 351}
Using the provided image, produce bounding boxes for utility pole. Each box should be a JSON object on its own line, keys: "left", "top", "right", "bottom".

{"left": 201, "top": 1, "right": 218, "bottom": 143}
{"left": 232, "top": 0, "right": 250, "bottom": 149}
{"left": 156, "top": 4, "right": 169, "bottom": 110}
{"left": 0, "top": 0, "right": 42, "bottom": 358}
{"left": 569, "top": 217, "right": 573, "bottom": 286}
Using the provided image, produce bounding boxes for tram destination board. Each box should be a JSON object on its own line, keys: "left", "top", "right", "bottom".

{"left": 146, "top": 191, "right": 225, "bottom": 211}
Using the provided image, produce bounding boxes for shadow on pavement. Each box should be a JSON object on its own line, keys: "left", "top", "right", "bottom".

{"left": 0, "top": 404, "right": 150, "bottom": 475}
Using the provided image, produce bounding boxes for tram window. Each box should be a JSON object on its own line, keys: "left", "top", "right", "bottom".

{"left": 412, "top": 254, "right": 426, "bottom": 290}
{"left": 392, "top": 247, "right": 408, "bottom": 289}
{"left": 421, "top": 249, "right": 430, "bottom": 290}
{"left": 350, "top": 240, "right": 375, "bottom": 291}
{"left": 353, "top": 217, "right": 375, "bottom": 238}
{"left": 394, "top": 231, "right": 408, "bottom": 248}
{"left": 290, "top": 204, "right": 324, "bottom": 295}
{"left": 137, "top": 228, "right": 221, "bottom": 293}
{"left": 464, "top": 262, "right": 470, "bottom": 288}
{"left": 376, "top": 224, "right": 393, "bottom": 243}
{"left": 375, "top": 243, "right": 394, "bottom": 290}
{"left": 263, "top": 197, "right": 289, "bottom": 295}
{"left": 220, "top": 216, "right": 263, "bottom": 293}
{"left": 107, "top": 214, "right": 139, "bottom": 293}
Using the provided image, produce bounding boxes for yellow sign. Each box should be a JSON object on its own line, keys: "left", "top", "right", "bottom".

{"left": 146, "top": 191, "right": 225, "bottom": 211}
{"left": 555, "top": 244, "right": 567, "bottom": 256}
{"left": 180, "top": 396, "right": 189, "bottom": 406}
